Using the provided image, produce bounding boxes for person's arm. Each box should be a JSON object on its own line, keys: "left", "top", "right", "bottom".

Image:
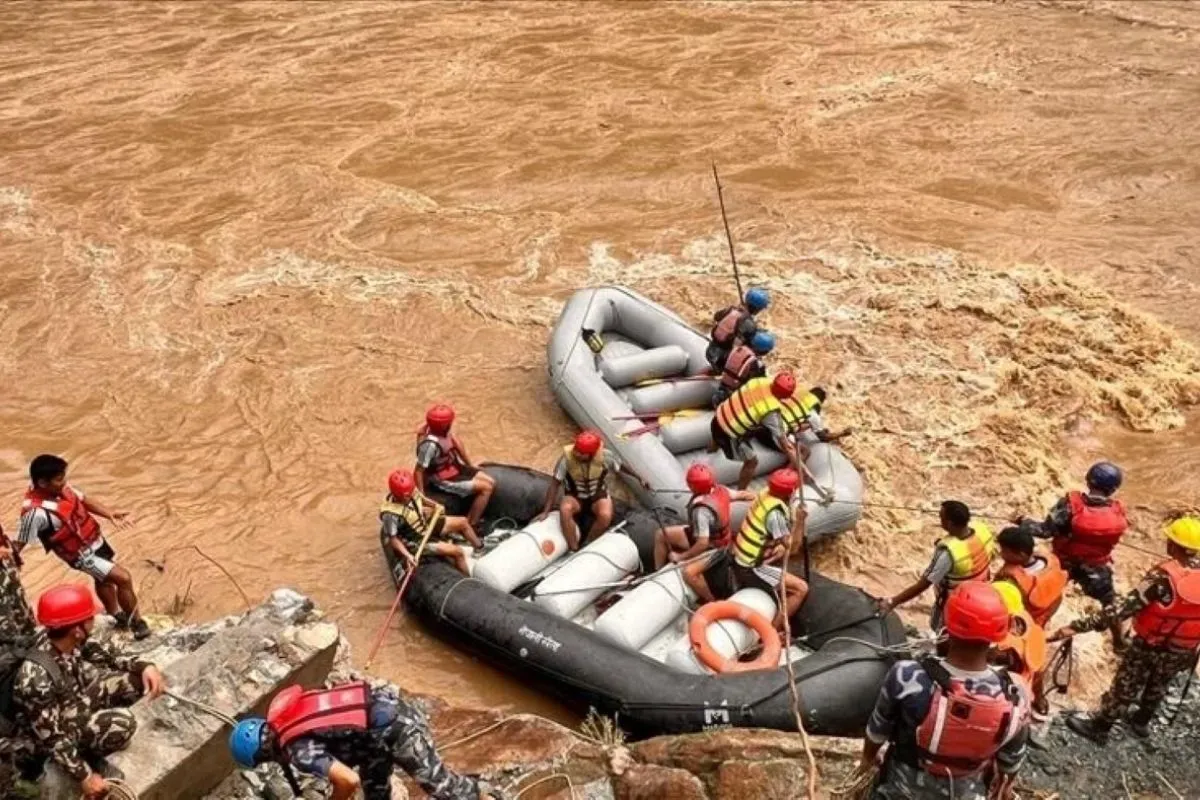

{"left": 414, "top": 440, "right": 440, "bottom": 493}
{"left": 1019, "top": 498, "right": 1070, "bottom": 540}
{"left": 878, "top": 549, "right": 946, "bottom": 615}
{"left": 1051, "top": 575, "right": 1162, "bottom": 640}
{"left": 80, "top": 491, "right": 129, "bottom": 527}
{"left": 328, "top": 761, "right": 363, "bottom": 800}
{"left": 672, "top": 509, "right": 712, "bottom": 563}
{"left": 538, "top": 459, "right": 566, "bottom": 520}
{"left": 859, "top": 661, "right": 908, "bottom": 772}
{"left": 764, "top": 413, "right": 797, "bottom": 464}
{"left": 79, "top": 640, "right": 164, "bottom": 696}
{"left": 14, "top": 508, "right": 48, "bottom": 558}
{"left": 731, "top": 489, "right": 757, "bottom": 503}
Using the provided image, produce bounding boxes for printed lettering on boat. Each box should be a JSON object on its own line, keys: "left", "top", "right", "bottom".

{"left": 518, "top": 624, "right": 563, "bottom": 653}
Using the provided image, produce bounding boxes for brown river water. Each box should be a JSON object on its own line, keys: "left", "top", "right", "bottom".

{"left": 2, "top": 0, "right": 1200, "bottom": 719}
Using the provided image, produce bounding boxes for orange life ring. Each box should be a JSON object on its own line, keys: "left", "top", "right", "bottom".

{"left": 689, "top": 600, "right": 782, "bottom": 673}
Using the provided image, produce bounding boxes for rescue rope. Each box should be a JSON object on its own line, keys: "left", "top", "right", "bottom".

{"left": 780, "top": 468, "right": 818, "bottom": 800}
{"left": 514, "top": 772, "right": 576, "bottom": 799}
{"left": 164, "top": 689, "right": 237, "bottom": 726}
{"left": 146, "top": 545, "right": 253, "bottom": 611}
{"left": 364, "top": 519, "right": 440, "bottom": 670}
{"left": 80, "top": 778, "right": 137, "bottom": 800}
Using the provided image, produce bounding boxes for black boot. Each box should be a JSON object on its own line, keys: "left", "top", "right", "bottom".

{"left": 112, "top": 611, "right": 130, "bottom": 630}
{"left": 129, "top": 616, "right": 152, "bottom": 641}
{"left": 1066, "top": 713, "right": 1112, "bottom": 745}
{"left": 1129, "top": 709, "right": 1153, "bottom": 739}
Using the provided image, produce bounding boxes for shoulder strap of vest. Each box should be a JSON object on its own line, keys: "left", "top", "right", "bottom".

{"left": 22, "top": 650, "right": 66, "bottom": 694}
{"left": 918, "top": 656, "right": 953, "bottom": 692}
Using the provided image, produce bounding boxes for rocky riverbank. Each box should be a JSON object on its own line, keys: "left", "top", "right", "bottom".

{"left": 43, "top": 591, "right": 1196, "bottom": 800}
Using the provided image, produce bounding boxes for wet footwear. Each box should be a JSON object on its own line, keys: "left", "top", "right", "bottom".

{"left": 112, "top": 611, "right": 130, "bottom": 630}
{"left": 1065, "top": 714, "right": 1111, "bottom": 745}
{"left": 1129, "top": 720, "right": 1151, "bottom": 739}
{"left": 129, "top": 616, "right": 152, "bottom": 641}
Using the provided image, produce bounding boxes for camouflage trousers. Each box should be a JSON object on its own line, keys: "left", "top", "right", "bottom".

{"left": 360, "top": 694, "right": 479, "bottom": 800}
{"left": 1098, "top": 637, "right": 1199, "bottom": 725}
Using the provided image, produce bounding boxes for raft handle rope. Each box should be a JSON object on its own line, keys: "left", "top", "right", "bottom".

{"left": 365, "top": 514, "right": 440, "bottom": 669}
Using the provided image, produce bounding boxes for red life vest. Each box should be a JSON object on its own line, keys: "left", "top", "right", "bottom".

{"left": 1052, "top": 491, "right": 1127, "bottom": 565}
{"left": 267, "top": 682, "right": 371, "bottom": 748}
{"left": 710, "top": 306, "right": 748, "bottom": 348}
{"left": 416, "top": 429, "right": 465, "bottom": 481}
{"left": 901, "top": 658, "right": 1023, "bottom": 779}
{"left": 1132, "top": 560, "right": 1200, "bottom": 651}
{"left": 719, "top": 345, "right": 762, "bottom": 391}
{"left": 21, "top": 485, "right": 102, "bottom": 565}
{"left": 690, "top": 485, "right": 733, "bottom": 548}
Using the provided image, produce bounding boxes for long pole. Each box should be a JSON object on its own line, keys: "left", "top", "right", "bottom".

{"left": 711, "top": 162, "right": 744, "bottom": 300}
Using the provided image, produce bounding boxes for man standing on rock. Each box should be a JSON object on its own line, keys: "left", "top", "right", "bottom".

{"left": 860, "top": 583, "right": 1030, "bottom": 800}
{"left": 1051, "top": 516, "right": 1200, "bottom": 744}
{"left": 15, "top": 455, "right": 151, "bottom": 640}
{"left": 229, "top": 681, "right": 493, "bottom": 800}
{"left": 14, "top": 584, "right": 165, "bottom": 798}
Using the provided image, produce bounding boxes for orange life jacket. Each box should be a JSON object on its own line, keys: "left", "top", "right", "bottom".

{"left": 1132, "top": 560, "right": 1200, "bottom": 651}
{"left": 710, "top": 306, "right": 749, "bottom": 348}
{"left": 21, "top": 485, "right": 102, "bottom": 565}
{"left": 897, "top": 658, "right": 1023, "bottom": 779}
{"left": 994, "top": 552, "right": 1068, "bottom": 628}
{"left": 416, "top": 427, "right": 466, "bottom": 481}
{"left": 1052, "top": 491, "right": 1127, "bottom": 565}
{"left": 268, "top": 682, "right": 371, "bottom": 748}
{"left": 998, "top": 613, "right": 1048, "bottom": 686}
{"left": 718, "top": 345, "right": 762, "bottom": 391}
{"left": 690, "top": 485, "right": 733, "bottom": 549}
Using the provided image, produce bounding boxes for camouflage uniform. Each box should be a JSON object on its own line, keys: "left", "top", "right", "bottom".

{"left": 12, "top": 637, "right": 149, "bottom": 783}
{"left": 0, "top": 527, "right": 41, "bottom": 792}
{"left": 1067, "top": 554, "right": 1200, "bottom": 726}
{"left": 1022, "top": 495, "right": 1118, "bottom": 604}
{"left": 284, "top": 685, "right": 479, "bottom": 800}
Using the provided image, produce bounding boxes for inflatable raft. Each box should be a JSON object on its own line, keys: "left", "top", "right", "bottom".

{"left": 383, "top": 464, "right": 906, "bottom": 738}
{"left": 546, "top": 285, "right": 864, "bottom": 540}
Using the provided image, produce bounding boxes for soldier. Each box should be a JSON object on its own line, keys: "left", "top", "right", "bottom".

{"left": 15, "top": 454, "right": 151, "bottom": 640}
{"left": 229, "top": 681, "right": 493, "bottom": 800}
{"left": 0, "top": 523, "right": 36, "bottom": 644}
{"left": 1051, "top": 516, "right": 1200, "bottom": 744}
{"left": 14, "top": 584, "right": 165, "bottom": 798}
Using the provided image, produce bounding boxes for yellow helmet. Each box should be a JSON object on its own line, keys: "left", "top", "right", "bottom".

{"left": 1165, "top": 517, "right": 1200, "bottom": 551}
{"left": 992, "top": 580, "right": 1025, "bottom": 616}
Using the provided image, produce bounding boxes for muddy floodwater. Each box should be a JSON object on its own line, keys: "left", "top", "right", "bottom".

{"left": 2, "top": 0, "right": 1200, "bottom": 718}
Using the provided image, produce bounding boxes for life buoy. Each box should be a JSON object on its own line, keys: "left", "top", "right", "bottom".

{"left": 688, "top": 601, "right": 781, "bottom": 673}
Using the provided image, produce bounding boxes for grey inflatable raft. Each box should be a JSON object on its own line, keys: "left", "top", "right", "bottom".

{"left": 547, "top": 286, "right": 863, "bottom": 539}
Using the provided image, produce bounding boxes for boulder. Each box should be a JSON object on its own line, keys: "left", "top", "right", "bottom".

{"left": 615, "top": 765, "right": 709, "bottom": 800}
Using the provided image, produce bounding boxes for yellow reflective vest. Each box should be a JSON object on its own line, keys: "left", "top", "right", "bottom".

{"left": 778, "top": 392, "right": 821, "bottom": 434}
{"left": 715, "top": 377, "right": 782, "bottom": 438}
{"left": 733, "top": 491, "right": 791, "bottom": 568}
{"left": 562, "top": 444, "right": 608, "bottom": 499}
{"left": 380, "top": 491, "right": 444, "bottom": 544}
{"left": 938, "top": 522, "right": 997, "bottom": 588}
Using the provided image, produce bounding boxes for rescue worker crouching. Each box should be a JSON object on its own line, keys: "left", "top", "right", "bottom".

{"left": 1050, "top": 516, "right": 1200, "bottom": 744}
{"left": 1016, "top": 461, "right": 1128, "bottom": 651}
{"left": 708, "top": 372, "right": 800, "bottom": 491}
{"left": 653, "top": 464, "right": 754, "bottom": 570}
{"left": 15, "top": 455, "right": 150, "bottom": 641}
{"left": 537, "top": 430, "right": 648, "bottom": 553}
{"left": 992, "top": 525, "right": 1068, "bottom": 629}
{"left": 382, "top": 469, "right": 479, "bottom": 578}
{"left": 710, "top": 330, "right": 774, "bottom": 409}
{"left": 859, "top": 583, "right": 1030, "bottom": 800}
{"left": 878, "top": 501, "right": 997, "bottom": 633}
{"left": 229, "top": 681, "right": 491, "bottom": 800}
{"left": 415, "top": 404, "right": 496, "bottom": 531}
{"left": 705, "top": 287, "right": 769, "bottom": 372}
{"left": 684, "top": 469, "right": 810, "bottom": 631}
{"left": 15, "top": 585, "right": 165, "bottom": 799}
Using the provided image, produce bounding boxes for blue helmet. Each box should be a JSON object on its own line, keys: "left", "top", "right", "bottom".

{"left": 229, "top": 718, "right": 268, "bottom": 769}
{"left": 1085, "top": 462, "right": 1123, "bottom": 496}
{"left": 744, "top": 287, "right": 770, "bottom": 313}
{"left": 749, "top": 330, "right": 775, "bottom": 355}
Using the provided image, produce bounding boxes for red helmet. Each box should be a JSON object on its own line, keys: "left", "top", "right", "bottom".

{"left": 37, "top": 584, "right": 99, "bottom": 629}
{"left": 771, "top": 372, "right": 797, "bottom": 400}
{"left": 388, "top": 468, "right": 416, "bottom": 500}
{"left": 685, "top": 463, "right": 716, "bottom": 495}
{"left": 767, "top": 468, "right": 800, "bottom": 499}
{"left": 573, "top": 430, "right": 602, "bottom": 457}
{"left": 425, "top": 404, "right": 455, "bottom": 434}
{"left": 943, "top": 583, "right": 1010, "bottom": 644}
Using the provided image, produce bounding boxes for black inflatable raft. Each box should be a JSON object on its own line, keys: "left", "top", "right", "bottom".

{"left": 381, "top": 463, "right": 906, "bottom": 738}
